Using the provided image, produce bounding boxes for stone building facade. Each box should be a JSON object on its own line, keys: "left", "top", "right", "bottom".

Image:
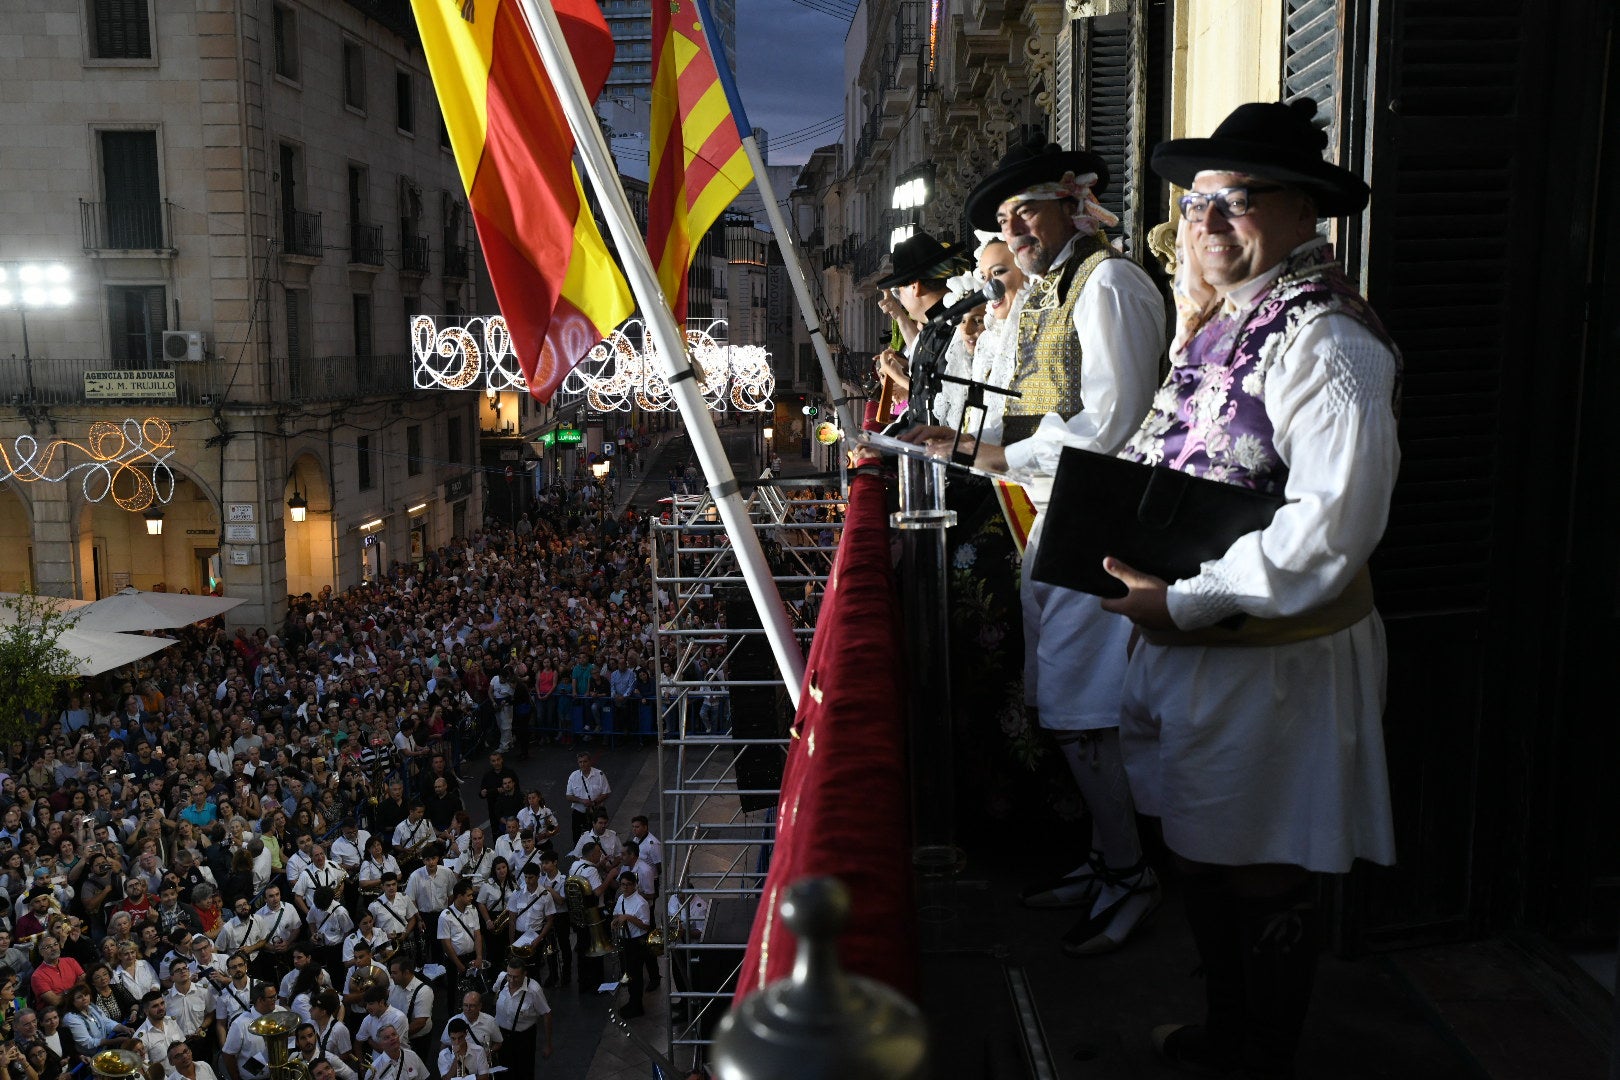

{"left": 0, "top": 0, "right": 490, "bottom": 627}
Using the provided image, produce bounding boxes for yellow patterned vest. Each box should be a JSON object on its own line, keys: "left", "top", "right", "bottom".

{"left": 1003, "top": 234, "right": 1117, "bottom": 444}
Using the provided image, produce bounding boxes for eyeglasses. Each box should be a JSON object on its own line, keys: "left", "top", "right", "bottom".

{"left": 1176, "top": 185, "right": 1287, "bottom": 224}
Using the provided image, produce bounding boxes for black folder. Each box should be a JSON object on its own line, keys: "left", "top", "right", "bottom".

{"left": 1030, "top": 447, "right": 1287, "bottom": 598}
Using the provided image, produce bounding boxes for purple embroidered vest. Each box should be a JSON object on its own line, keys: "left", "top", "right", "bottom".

{"left": 1120, "top": 244, "right": 1394, "bottom": 495}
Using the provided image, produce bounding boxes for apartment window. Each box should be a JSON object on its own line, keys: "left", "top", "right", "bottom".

{"left": 343, "top": 40, "right": 365, "bottom": 110}
{"left": 284, "top": 287, "right": 310, "bottom": 360}
{"left": 446, "top": 415, "right": 464, "bottom": 467}
{"left": 272, "top": 3, "right": 299, "bottom": 80}
{"left": 99, "top": 130, "right": 162, "bottom": 249}
{"left": 107, "top": 284, "right": 166, "bottom": 362}
{"left": 357, "top": 435, "right": 374, "bottom": 491}
{"left": 407, "top": 424, "right": 423, "bottom": 476}
{"left": 352, "top": 293, "right": 372, "bottom": 357}
{"left": 438, "top": 108, "right": 451, "bottom": 150}
{"left": 91, "top": 0, "right": 152, "bottom": 60}
{"left": 396, "top": 71, "right": 414, "bottom": 133}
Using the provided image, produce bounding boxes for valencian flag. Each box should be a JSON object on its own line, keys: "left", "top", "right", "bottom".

{"left": 647, "top": 0, "right": 755, "bottom": 320}
{"left": 411, "top": 0, "right": 632, "bottom": 402}
{"left": 735, "top": 471, "right": 918, "bottom": 1000}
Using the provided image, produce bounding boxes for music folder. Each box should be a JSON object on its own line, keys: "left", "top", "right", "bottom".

{"left": 1031, "top": 447, "right": 1286, "bottom": 598}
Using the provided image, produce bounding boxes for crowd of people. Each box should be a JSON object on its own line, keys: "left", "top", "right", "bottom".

{"left": 0, "top": 492, "right": 728, "bottom": 1080}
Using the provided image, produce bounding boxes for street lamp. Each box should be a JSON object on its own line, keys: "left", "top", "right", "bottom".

{"left": 143, "top": 507, "right": 165, "bottom": 536}
{"left": 1, "top": 262, "right": 72, "bottom": 417}
{"left": 287, "top": 488, "right": 308, "bottom": 523}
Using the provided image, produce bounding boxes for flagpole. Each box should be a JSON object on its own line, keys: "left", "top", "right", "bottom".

{"left": 689, "top": 0, "right": 858, "bottom": 438}
{"left": 518, "top": 0, "right": 806, "bottom": 708}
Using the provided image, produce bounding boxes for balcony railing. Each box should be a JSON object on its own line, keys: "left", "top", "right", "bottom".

{"left": 853, "top": 238, "right": 882, "bottom": 279}
{"left": 1, "top": 357, "right": 221, "bottom": 406}
{"left": 443, "top": 243, "right": 470, "bottom": 281}
{"left": 349, "top": 222, "right": 384, "bottom": 266}
{"left": 270, "top": 353, "right": 413, "bottom": 402}
{"left": 282, "top": 210, "right": 323, "bottom": 258}
{"left": 80, "top": 200, "right": 174, "bottom": 251}
{"left": 401, "top": 233, "right": 429, "bottom": 274}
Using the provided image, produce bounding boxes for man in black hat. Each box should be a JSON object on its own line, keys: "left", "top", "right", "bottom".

{"left": 870, "top": 232, "right": 973, "bottom": 412}
{"left": 1101, "top": 98, "right": 1398, "bottom": 1078}
{"left": 906, "top": 140, "right": 1168, "bottom": 957}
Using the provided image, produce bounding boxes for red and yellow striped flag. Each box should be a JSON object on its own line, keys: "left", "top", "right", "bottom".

{"left": 647, "top": 0, "right": 755, "bottom": 321}
{"left": 411, "top": 0, "right": 632, "bottom": 402}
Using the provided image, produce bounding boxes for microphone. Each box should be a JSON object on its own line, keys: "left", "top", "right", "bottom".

{"left": 929, "top": 278, "right": 1006, "bottom": 324}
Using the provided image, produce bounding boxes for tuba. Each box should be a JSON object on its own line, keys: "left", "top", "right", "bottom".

{"left": 90, "top": 1051, "right": 143, "bottom": 1080}
{"left": 565, "top": 875, "right": 615, "bottom": 959}
{"left": 250, "top": 1011, "right": 310, "bottom": 1080}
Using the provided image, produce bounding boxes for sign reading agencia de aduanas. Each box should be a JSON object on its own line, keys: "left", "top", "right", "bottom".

{"left": 84, "top": 370, "right": 178, "bottom": 399}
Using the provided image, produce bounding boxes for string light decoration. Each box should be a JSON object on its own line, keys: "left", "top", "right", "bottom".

{"left": 0, "top": 416, "right": 177, "bottom": 510}
{"left": 561, "top": 320, "right": 774, "bottom": 413}
{"left": 409, "top": 314, "right": 774, "bottom": 412}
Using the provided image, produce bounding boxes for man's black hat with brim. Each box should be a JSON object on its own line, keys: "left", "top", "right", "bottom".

{"left": 1151, "top": 98, "right": 1370, "bottom": 216}
{"left": 964, "top": 141, "right": 1110, "bottom": 232}
{"left": 874, "top": 232, "right": 972, "bottom": 290}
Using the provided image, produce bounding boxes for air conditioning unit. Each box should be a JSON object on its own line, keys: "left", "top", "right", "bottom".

{"left": 162, "top": 330, "right": 205, "bottom": 362}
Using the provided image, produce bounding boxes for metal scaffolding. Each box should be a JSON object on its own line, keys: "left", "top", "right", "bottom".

{"left": 650, "top": 478, "right": 846, "bottom": 1070}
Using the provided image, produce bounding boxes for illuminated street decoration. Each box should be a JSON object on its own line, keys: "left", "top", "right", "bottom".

{"left": 0, "top": 416, "right": 176, "bottom": 510}
{"left": 410, "top": 314, "right": 773, "bottom": 411}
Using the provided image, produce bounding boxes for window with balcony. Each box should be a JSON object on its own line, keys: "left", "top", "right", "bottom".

{"left": 353, "top": 293, "right": 373, "bottom": 358}
{"left": 278, "top": 141, "right": 321, "bottom": 258}
{"left": 348, "top": 165, "right": 381, "bottom": 265}
{"left": 91, "top": 0, "right": 152, "bottom": 60}
{"left": 107, "top": 284, "right": 166, "bottom": 362}
{"left": 343, "top": 40, "right": 365, "bottom": 111}
{"left": 284, "top": 287, "right": 310, "bottom": 360}
{"left": 273, "top": 3, "right": 299, "bottom": 81}
{"left": 95, "top": 130, "right": 164, "bottom": 249}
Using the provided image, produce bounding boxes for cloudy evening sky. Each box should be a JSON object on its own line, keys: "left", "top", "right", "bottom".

{"left": 734, "top": 0, "right": 851, "bottom": 165}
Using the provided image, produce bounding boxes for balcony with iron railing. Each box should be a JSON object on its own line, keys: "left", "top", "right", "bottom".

{"left": 80, "top": 200, "right": 176, "bottom": 253}
{"left": 852, "top": 238, "right": 882, "bottom": 280}
{"left": 349, "top": 222, "right": 384, "bottom": 267}
{"left": 401, "top": 233, "right": 429, "bottom": 274}
{"left": 2, "top": 356, "right": 222, "bottom": 406}
{"left": 282, "top": 210, "right": 323, "bottom": 259}
{"left": 270, "top": 353, "right": 413, "bottom": 402}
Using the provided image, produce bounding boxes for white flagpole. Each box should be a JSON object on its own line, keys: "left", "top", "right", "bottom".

{"left": 682, "top": 0, "right": 857, "bottom": 439}
{"left": 517, "top": 0, "right": 805, "bottom": 707}
{"left": 736, "top": 135, "right": 858, "bottom": 438}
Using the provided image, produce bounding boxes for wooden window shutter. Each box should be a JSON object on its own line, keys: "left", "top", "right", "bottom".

{"left": 1364, "top": 2, "right": 1526, "bottom": 618}
{"left": 1281, "top": 0, "right": 1340, "bottom": 147}
{"left": 1075, "top": 6, "right": 1145, "bottom": 254}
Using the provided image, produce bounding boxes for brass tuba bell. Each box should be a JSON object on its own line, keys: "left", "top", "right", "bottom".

{"left": 249, "top": 1010, "right": 313, "bottom": 1080}
{"left": 565, "top": 875, "right": 615, "bottom": 958}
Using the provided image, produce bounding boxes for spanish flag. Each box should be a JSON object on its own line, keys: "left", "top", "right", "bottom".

{"left": 411, "top": 0, "right": 632, "bottom": 402}
{"left": 647, "top": 0, "right": 755, "bottom": 321}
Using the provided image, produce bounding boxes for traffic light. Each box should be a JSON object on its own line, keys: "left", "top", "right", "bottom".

{"left": 801, "top": 401, "right": 819, "bottom": 418}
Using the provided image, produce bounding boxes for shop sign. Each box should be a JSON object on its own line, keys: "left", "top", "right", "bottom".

{"left": 83, "top": 370, "right": 177, "bottom": 399}
{"left": 444, "top": 472, "right": 473, "bottom": 501}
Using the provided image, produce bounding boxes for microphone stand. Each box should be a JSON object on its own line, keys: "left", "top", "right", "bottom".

{"left": 893, "top": 314, "right": 962, "bottom": 896}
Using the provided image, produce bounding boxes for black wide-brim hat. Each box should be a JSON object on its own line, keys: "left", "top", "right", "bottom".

{"left": 874, "top": 231, "right": 971, "bottom": 290}
{"left": 964, "top": 140, "right": 1110, "bottom": 232}
{"left": 1151, "top": 98, "right": 1370, "bottom": 216}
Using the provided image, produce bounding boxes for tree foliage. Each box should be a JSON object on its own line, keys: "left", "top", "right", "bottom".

{"left": 0, "top": 590, "right": 82, "bottom": 742}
